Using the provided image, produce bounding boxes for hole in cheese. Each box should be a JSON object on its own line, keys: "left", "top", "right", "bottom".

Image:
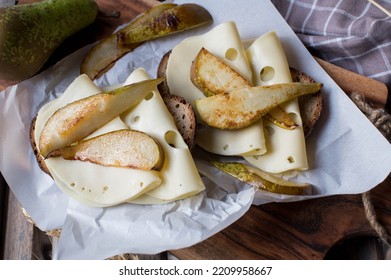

{"left": 102, "top": 186, "right": 109, "bottom": 193}
{"left": 132, "top": 115, "right": 140, "bottom": 123}
{"left": 70, "top": 182, "right": 75, "bottom": 187}
{"left": 288, "top": 112, "right": 300, "bottom": 123}
{"left": 223, "top": 144, "right": 229, "bottom": 151}
{"left": 265, "top": 125, "right": 275, "bottom": 136}
{"left": 260, "top": 66, "right": 275, "bottom": 82}
{"left": 225, "top": 48, "right": 238, "bottom": 61}
{"left": 164, "top": 130, "right": 186, "bottom": 149}
{"left": 144, "top": 91, "right": 154, "bottom": 100}
{"left": 287, "top": 156, "right": 295, "bottom": 163}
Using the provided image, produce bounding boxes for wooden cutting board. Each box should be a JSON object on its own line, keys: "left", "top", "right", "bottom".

{"left": 2, "top": 0, "right": 390, "bottom": 260}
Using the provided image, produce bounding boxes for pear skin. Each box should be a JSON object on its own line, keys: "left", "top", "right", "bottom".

{"left": 0, "top": 0, "right": 98, "bottom": 81}
{"left": 81, "top": 3, "right": 213, "bottom": 80}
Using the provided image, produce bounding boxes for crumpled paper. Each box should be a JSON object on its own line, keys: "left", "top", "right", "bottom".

{"left": 0, "top": 0, "right": 390, "bottom": 259}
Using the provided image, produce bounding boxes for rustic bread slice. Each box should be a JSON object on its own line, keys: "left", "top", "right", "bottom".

{"left": 290, "top": 68, "right": 323, "bottom": 136}
{"left": 158, "top": 50, "right": 197, "bottom": 149}
{"left": 161, "top": 94, "right": 196, "bottom": 149}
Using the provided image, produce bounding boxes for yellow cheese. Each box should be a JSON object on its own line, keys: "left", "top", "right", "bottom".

{"left": 244, "top": 31, "right": 308, "bottom": 173}
{"left": 166, "top": 21, "right": 266, "bottom": 156}
{"left": 121, "top": 68, "right": 205, "bottom": 203}
{"left": 34, "top": 75, "right": 162, "bottom": 207}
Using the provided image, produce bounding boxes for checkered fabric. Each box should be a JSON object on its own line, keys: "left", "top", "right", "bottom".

{"left": 271, "top": 0, "right": 391, "bottom": 90}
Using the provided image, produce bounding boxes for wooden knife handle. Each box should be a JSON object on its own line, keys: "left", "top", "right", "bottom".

{"left": 314, "top": 56, "right": 389, "bottom": 108}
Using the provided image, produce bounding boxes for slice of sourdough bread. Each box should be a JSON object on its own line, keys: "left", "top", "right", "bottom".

{"left": 161, "top": 93, "right": 196, "bottom": 149}
{"left": 290, "top": 68, "right": 322, "bottom": 136}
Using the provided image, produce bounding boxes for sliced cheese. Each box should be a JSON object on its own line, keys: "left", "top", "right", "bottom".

{"left": 244, "top": 31, "right": 308, "bottom": 173}
{"left": 34, "top": 75, "right": 162, "bottom": 207}
{"left": 46, "top": 157, "right": 161, "bottom": 207}
{"left": 166, "top": 21, "right": 266, "bottom": 156}
{"left": 121, "top": 68, "right": 205, "bottom": 203}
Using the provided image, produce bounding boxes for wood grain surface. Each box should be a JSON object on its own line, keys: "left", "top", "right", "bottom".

{"left": 1, "top": 0, "right": 390, "bottom": 260}
{"left": 171, "top": 177, "right": 391, "bottom": 259}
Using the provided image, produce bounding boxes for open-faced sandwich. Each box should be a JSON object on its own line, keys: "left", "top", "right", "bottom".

{"left": 30, "top": 19, "right": 322, "bottom": 207}
{"left": 30, "top": 69, "right": 205, "bottom": 207}
{"left": 156, "top": 22, "right": 322, "bottom": 193}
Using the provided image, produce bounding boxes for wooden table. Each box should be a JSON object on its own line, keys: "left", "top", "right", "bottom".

{"left": 1, "top": 0, "right": 390, "bottom": 260}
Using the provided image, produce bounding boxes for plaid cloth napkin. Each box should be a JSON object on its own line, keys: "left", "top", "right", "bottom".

{"left": 271, "top": 0, "right": 391, "bottom": 92}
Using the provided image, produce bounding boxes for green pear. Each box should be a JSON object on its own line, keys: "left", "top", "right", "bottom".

{"left": 0, "top": 0, "right": 98, "bottom": 81}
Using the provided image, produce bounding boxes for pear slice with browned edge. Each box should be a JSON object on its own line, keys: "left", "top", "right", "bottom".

{"left": 81, "top": 3, "right": 212, "bottom": 80}
{"left": 118, "top": 4, "right": 213, "bottom": 44}
{"left": 210, "top": 161, "right": 311, "bottom": 195}
{"left": 195, "top": 82, "right": 322, "bottom": 130}
{"left": 80, "top": 3, "right": 175, "bottom": 80}
{"left": 39, "top": 78, "right": 163, "bottom": 158}
{"left": 47, "top": 129, "right": 165, "bottom": 171}
{"left": 190, "top": 47, "right": 251, "bottom": 97}
{"left": 190, "top": 48, "right": 298, "bottom": 129}
{"left": 80, "top": 33, "right": 139, "bottom": 81}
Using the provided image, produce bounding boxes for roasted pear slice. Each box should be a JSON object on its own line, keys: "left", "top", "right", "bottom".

{"left": 118, "top": 4, "right": 213, "bottom": 44}
{"left": 46, "top": 129, "right": 165, "bottom": 171}
{"left": 39, "top": 78, "right": 163, "bottom": 157}
{"left": 195, "top": 82, "right": 322, "bottom": 130}
{"left": 80, "top": 34, "right": 140, "bottom": 81}
{"left": 190, "top": 47, "right": 251, "bottom": 96}
{"left": 80, "top": 3, "right": 175, "bottom": 80}
{"left": 190, "top": 48, "right": 298, "bottom": 128}
{"left": 81, "top": 3, "right": 212, "bottom": 80}
{"left": 210, "top": 161, "right": 311, "bottom": 195}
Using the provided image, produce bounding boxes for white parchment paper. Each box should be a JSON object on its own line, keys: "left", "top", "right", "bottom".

{"left": 0, "top": 0, "right": 390, "bottom": 259}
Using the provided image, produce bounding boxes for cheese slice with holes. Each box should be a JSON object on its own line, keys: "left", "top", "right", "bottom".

{"left": 121, "top": 68, "right": 205, "bottom": 203}
{"left": 166, "top": 21, "right": 266, "bottom": 156}
{"left": 34, "top": 75, "right": 162, "bottom": 207}
{"left": 244, "top": 31, "right": 308, "bottom": 173}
